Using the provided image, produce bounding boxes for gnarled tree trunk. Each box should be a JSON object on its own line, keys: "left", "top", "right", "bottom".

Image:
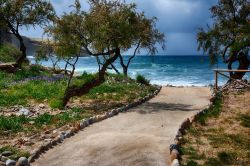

{"left": 228, "top": 52, "right": 250, "bottom": 80}
{"left": 15, "top": 33, "right": 28, "bottom": 68}
{"left": 62, "top": 49, "right": 120, "bottom": 107}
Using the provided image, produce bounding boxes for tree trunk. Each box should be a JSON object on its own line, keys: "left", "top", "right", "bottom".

{"left": 62, "top": 77, "right": 105, "bottom": 107}
{"left": 232, "top": 52, "right": 250, "bottom": 79}
{"left": 118, "top": 54, "right": 128, "bottom": 77}
{"left": 123, "top": 66, "right": 128, "bottom": 77}
{"left": 228, "top": 52, "right": 250, "bottom": 80}
{"left": 15, "top": 33, "right": 28, "bottom": 68}
{"left": 62, "top": 49, "right": 120, "bottom": 107}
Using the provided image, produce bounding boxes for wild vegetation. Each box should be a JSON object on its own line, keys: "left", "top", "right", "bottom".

{"left": 0, "top": 44, "right": 21, "bottom": 63}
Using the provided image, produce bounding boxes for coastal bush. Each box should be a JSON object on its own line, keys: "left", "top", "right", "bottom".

{"left": 0, "top": 44, "right": 21, "bottom": 63}
{"left": 136, "top": 74, "right": 150, "bottom": 85}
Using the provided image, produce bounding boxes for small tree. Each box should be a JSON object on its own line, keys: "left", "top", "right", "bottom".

{"left": 197, "top": 0, "right": 250, "bottom": 79}
{"left": 0, "top": 0, "right": 55, "bottom": 67}
{"left": 35, "top": 41, "right": 61, "bottom": 72}
{"left": 47, "top": 0, "right": 165, "bottom": 107}
{"left": 118, "top": 14, "right": 165, "bottom": 77}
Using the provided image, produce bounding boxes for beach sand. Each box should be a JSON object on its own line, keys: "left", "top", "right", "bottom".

{"left": 32, "top": 87, "right": 211, "bottom": 166}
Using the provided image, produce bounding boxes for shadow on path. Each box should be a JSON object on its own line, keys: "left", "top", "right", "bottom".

{"left": 135, "top": 102, "right": 197, "bottom": 114}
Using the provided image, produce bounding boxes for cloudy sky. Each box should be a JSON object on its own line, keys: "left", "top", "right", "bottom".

{"left": 20, "top": 0, "right": 217, "bottom": 55}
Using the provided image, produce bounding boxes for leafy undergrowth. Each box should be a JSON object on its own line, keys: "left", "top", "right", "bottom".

{"left": 181, "top": 91, "right": 250, "bottom": 166}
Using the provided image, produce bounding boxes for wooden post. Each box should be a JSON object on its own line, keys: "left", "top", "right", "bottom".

{"left": 215, "top": 70, "right": 218, "bottom": 91}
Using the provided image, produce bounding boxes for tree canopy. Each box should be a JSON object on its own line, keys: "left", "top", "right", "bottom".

{"left": 0, "top": 0, "right": 55, "bottom": 67}
{"left": 46, "top": 0, "right": 165, "bottom": 106}
{"left": 197, "top": 0, "right": 250, "bottom": 79}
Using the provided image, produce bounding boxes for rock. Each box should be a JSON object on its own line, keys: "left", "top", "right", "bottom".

{"left": 171, "top": 159, "right": 180, "bottom": 166}
{"left": 16, "top": 157, "right": 29, "bottom": 166}
{"left": 180, "top": 118, "right": 191, "bottom": 130}
{"left": 16, "top": 108, "right": 30, "bottom": 116}
{"left": 52, "top": 130, "right": 58, "bottom": 134}
{"left": 38, "top": 104, "right": 45, "bottom": 109}
{"left": 174, "top": 138, "right": 181, "bottom": 145}
{"left": 2, "top": 151, "right": 13, "bottom": 157}
{"left": 170, "top": 149, "right": 180, "bottom": 162}
{"left": 1, "top": 156, "right": 8, "bottom": 162}
{"left": 44, "top": 130, "right": 50, "bottom": 134}
{"left": 6, "top": 159, "right": 16, "bottom": 166}
{"left": 24, "top": 141, "right": 34, "bottom": 146}
{"left": 44, "top": 139, "right": 52, "bottom": 142}
{"left": 0, "top": 161, "right": 5, "bottom": 166}
{"left": 170, "top": 144, "right": 179, "bottom": 153}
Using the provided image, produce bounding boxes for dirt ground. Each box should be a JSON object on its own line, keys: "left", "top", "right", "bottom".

{"left": 181, "top": 91, "right": 250, "bottom": 166}
{"left": 32, "top": 87, "right": 211, "bottom": 166}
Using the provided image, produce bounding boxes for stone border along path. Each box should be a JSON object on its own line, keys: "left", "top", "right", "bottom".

{"left": 1, "top": 85, "right": 161, "bottom": 166}
{"left": 30, "top": 87, "right": 211, "bottom": 166}
{"left": 169, "top": 96, "right": 213, "bottom": 166}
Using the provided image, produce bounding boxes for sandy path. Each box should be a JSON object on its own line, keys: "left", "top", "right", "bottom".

{"left": 32, "top": 87, "right": 211, "bottom": 166}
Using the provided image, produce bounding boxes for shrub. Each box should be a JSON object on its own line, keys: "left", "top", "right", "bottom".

{"left": 136, "top": 74, "right": 150, "bottom": 85}
{"left": 0, "top": 44, "right": 21, "bottom": 63}
{"left": 187, "top": 160, "right": 198, "bottom": 166}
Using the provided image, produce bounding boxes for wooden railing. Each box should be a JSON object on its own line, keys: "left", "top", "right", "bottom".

{"left": 214, "top": 69, "right": 250, "bottom": 91}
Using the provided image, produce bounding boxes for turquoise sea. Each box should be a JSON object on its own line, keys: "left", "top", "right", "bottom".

{"left": 30, "top": 56, "right": 250, "bottom": 86}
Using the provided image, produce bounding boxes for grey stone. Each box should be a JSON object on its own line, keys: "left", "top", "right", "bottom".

{"left": 2, "top": 151, "right": 13, "bottom": 157}
{"left": 16, "top": 157, "right": 29, "bottom": 166}
{"left": 44, "top": 139, "right": 52, "bottom": 142}
{"left": 17, "top": 108, "right": 30, "bottom": 116}
{"left": 6, "top": 159, "right": 16, "bottom": 166}
{"left": 1, "top": 156, "right": 8, "bottom": 162}
{"left": 170, "top": 144, "right": 180, "bottom": 153}
{"left": 171, "top": 159, "right": 180, "bottom": 166}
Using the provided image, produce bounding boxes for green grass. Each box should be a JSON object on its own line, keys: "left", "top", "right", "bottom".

{"left": 0, "top": 108, "right": 92, "bottom": 134}
{"left": 238, "top": 114, "right": 250, "bottom": 128}
{"left": 0, "top": 65, "right": 51, "bottom": 90}
{"left": 0, "top": 146, "right": 30, "bottom": 160}
{"left": 180, "top": 146, "right": 205, "bottom": 160}
{"left": 186, "top": 160, "right": 198, "bottom": 166}
{"left": 0, "top": 80, "right": 66, "bottom": 107}
{"left": 0, "top": 70, "right": 156, "bottom": 108}
{"left": 136, "top": 74, "right": 150, "bottom": 85}
{"left": 0, "top": 115, "right": 29, "bottom": 133}
{"left": 197, "top": 95, "right": 222, "bottom": 125}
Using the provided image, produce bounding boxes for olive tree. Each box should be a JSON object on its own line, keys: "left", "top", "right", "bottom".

{"left": 197, "top": 0, "right": 250, "bottom": 79}
{"left": 47, "top": 0, "right": 165, "bottom": 107}
{"left": 0, "top": 0, "right": 55, "bottom": 67}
